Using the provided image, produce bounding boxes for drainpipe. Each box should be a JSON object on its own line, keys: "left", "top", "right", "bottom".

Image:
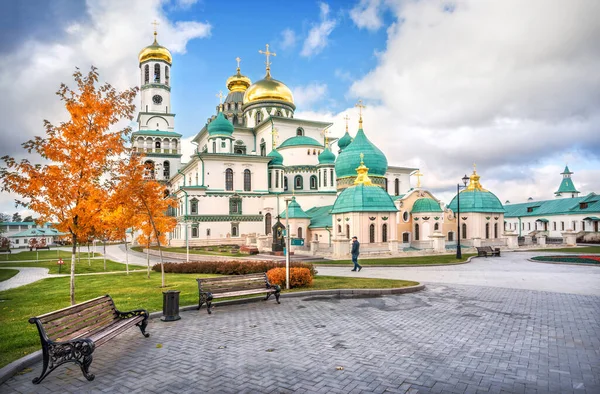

{"left": 325, "top": 226, "right": 332, "bottom": 247}
{"left": 518, "top": 217, "right": 522, "bottom": 237}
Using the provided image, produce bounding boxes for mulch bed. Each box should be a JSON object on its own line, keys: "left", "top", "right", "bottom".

{"left": 531, "top": 255, "right": 600, "bottom": 265}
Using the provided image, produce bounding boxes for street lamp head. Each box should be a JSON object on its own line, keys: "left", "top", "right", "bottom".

{"left": 462, "top": 174, "right": 469, "bottom": 186}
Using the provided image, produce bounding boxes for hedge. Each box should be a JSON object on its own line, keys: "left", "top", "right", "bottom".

{"left": 267, "top": 267, "right": 313, "bottom": 288}
{"left": 152, "top": 260, "right": 317, "bottom": 276}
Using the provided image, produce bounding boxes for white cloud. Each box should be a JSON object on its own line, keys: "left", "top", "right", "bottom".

{"left": 280, "top": 28, "right": 296, "bottom": 49}
{"left": 301, "top": 2, "right": 337, "bottom": 57}
{"left": 334, "top": 68, "right": 353, "bottom": 82}
{"left": 350, "top": 0, "right": 386, "bottom": 31}
{"left": 174, "top": 0, "right": 198, "bottom": 9}
{"left": 292, "top": 83, "right": 328, "bottom": 108}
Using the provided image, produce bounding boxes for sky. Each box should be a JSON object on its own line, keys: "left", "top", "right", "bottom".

{"left": 1, "top": 0, "right": 599, "bottom": 218}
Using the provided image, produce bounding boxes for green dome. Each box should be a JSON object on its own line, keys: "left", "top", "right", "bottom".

{"left": 318, "top": 147, "right": 335, "bottom": 164}
{"left": 447, "top": 171, "right": 505, "bottom": 213}
{"left": 267, "top": 148, "right": 283, "bottom": 166}
{"left": 335, "top": 128, "right": 387, "bottom": 178}
{"left": 280, "top": 197, "right": 311, "bottom": 219}
{"left": 207, "top": 112, "right": 234, "bottom": 136}
{"left": 337, "top": 131, "right": 352, "bottom": 151}
{"left": 330, "top": 184, "right": 398, "bottom": 214}
{"left": 278, "top": 135, "right": 323, "bottom": 149}
{"left": 411, "top": 198, "right": 443, "bottom": 213}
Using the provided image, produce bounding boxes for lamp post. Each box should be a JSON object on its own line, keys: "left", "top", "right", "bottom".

{"left": 284, "top": 197, "right": 292, "bottom": 290}
{"left": 456, "top": 174, "right": 470, "bottom": 259}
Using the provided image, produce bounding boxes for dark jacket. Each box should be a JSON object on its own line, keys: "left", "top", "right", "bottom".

{"left": 351, "top": 240, "right": 360, "bottom": 256}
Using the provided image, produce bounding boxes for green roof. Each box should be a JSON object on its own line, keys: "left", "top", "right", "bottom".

{"left": 267, "top": 148, "right": 284, "bottom": 166}
{"left": 504, "top": 193, "right": 600, "bottom": 218}
{"left": 561, "top": 165, "right": 573, "bottom": 175}
{"left": 331, "top": 184, "right": 398, "bottom": 214}
{"left": 337, "top": 131, "right": 353, "bottom": 151}
{"left": 555, "top": 177, "right": 579, "bottom": 195}
{"left": 280, "top": 197, "right": 311, "bottom": 219}
{"left": 207, "top": 112, "right": 234, "bottom": 136}
{"left": 278, "top": 135, "right": 323, "bottom": 149}
{"left": 9, "top": 228, "right": 66, "bottom": 238}
{"left": 448, "top": 190, "right": 505, "bottom": 213}
{"left": 411, "top": 198, "right": 443, "bottom": 213}
{"left": 335, "top": 128, "right": 388, "bottom": 178}
{"left": 306, "top": 205, "right": 334, "bottom": 228}
{"left": 317, "top": 147, "right": 335, "bottom": 164}
{"left": 132, "top": 130, "right": 182, "bottom": 137}
{"left": 392, "top": 194, "right": 406, "bottom": 201}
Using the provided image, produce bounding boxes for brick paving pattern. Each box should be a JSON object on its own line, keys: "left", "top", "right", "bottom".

{"left": 3, "top": 283, "right": 599, "bottom": 393}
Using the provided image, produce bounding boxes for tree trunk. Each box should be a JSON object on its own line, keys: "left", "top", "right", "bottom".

{"left": 70, "top": 236, "right": 77, "bottom": 305}
{"left": 157, "top": 237, "right": 165, "bottom": 288}
{"left": 146, "top": 240, "right": 150, "bottom": 279}
{"left": 103, "top": 239, "right": 106, "bottom": 271}
{"left": 77, "top": 244, "right": 81, "bottom": 264}
{"left": 87, "top": 242, "right": 91, "bottom": 266}
{"left": 124, "top": 238, "right": 129, "bottom": 275}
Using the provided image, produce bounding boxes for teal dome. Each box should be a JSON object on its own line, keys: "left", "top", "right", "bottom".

{"left": 278, "top": 135, "right": 323, "bottom": 149}
{"left": 337, "top": 131, "right": 352, "bottom": 151}
{"left": 267, "top": 148, "right": 283, "bottom": 166}
{"left": 412, "top": 198, "right": 443, "bottom": 213}
{"left": 318, "top": 147, "right": 335, "bottom": 164}
{"left": 330, "top": 184, "right": 398, "bottom": 214}
{"left": 335, "top": 128, "right": 387, "bottom": 178}
{"left": 207, "top": 112, "right": 234, "bottom": 136}
{"left": 280, "top": 197, "right": 311, "bottom": 219}
{"left": 447, "top": 171, "right": 505, "bottom": 213}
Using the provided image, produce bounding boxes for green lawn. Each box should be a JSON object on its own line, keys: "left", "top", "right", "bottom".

{"left": 0, "top": 259, "right": 131, "bottom": 274}
{"left": 528, "top": 246, "right": 600, "bottom": 253}
{"left": 0, "top": 269, "right": 19, "bottom": 282}
{"left": 0, "top": 250, "right": 99, "bottom": 262}
{"left": 0, "top": 271, "right": 417, "bottom": 368}
{"left": 320, "top": 253, "right": 476, "bottom": 266}
{"left": 132, "top": 245, "right": 246, "bottom": 257}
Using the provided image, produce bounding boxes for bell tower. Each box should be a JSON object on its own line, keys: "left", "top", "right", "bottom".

{"left": 132, "top": 21, "right": 181, "bottom": 182}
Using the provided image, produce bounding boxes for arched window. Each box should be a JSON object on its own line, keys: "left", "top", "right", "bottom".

{"left": 232, "top": 224, "right": 238, "bottom": 237}
{"left": 243, "top": 169, "right": 251, "bottom": 191}
{"left": 260, "top": 139, "right": 266, "bottom": 156}
{"left": 296, "top": 127, "right": 304, "bottom": 136}
{"left": 346, "top": 224, "right": 350, "bottom": 239}
{"left": 485, "top": 223, "right": 490, "bottom": 239}
{"left": 165, "top": 66, "right": 170, "bottom": 86}
{"left": 448, "top": 232, "right": 454, "bottom": 241}
{"left": 434, "top": 223, "right": 439, "bottom": 231}
{"left": 283, "top": 177, "right": 288, "bottom": 191}
{"left": 294, "top": 175, "right": 303, "bottom": 190}
{"left": 462, "top": 223, "right": 467, "bottom": 239}
{"left": 163, "top": 161, "right": 170, "bottom": 179}
{"left": 307, "top": 149, "right": 311, "bottom": 155}
{"left": 384, "top": 178, "right": 388, "bottom": 192}
{"left": 370, "top": 224, "right": 375, "bottom": 243}
{"left": 256, "top": 111, "right": 262, "bottom": 124}
{"left": 298, "top": 227, "right": 303, "bottom": 239}
{"left": 144, "top": 65, "right": 149, "bottom": 84}
{"left": 155, "top": 141, "right": 161, "bottom": 149}
{"left": 276, "top": 110, "right": 282, "bottom": 117}
{"left": 312, "top": 149, "right": 316, "bottom": 155}
{"left": 403, "top": 232, "right": 410, "bottom": 243}
{"left": 154, "top": 63, "right": 160, "bottom": 83}
{"left": 207, "top": 228, "right": 211, "bottom": 236}
{"left": 144, "top": 160, "right": 155, "bottom": 179}
{"left": 382, "top": 224, "right": 388, "bottom": 242}
{"left": 190, "top": 198, "right": 198, "bottom": 214}
{"left": 323, "top": 170, "right": 327, "bottom": 187}
{"left": 415, "top": 223, "right": 420, "bottom": 241}
{"left": 310, "top": 175, "right": 317, "bottom": 189}
{"left": 265, "top": 213, "right": 272, "bottom": 235}
{"left": 330, "top": 169, "right": 334, "bottom": 185}
{"left": 394, "top": 178, "right": 400, "bottom": 196}
{"left": 225, "top": 168, "right": 233, "bottom": 191}
{"left": 494, "top": 223, "right": 498, "bottom": 238}
{"left": 192, "top": 226, "right": 198, "bottom": 237}
{"left": 337, "top": 224, "right": 342, "bottom": 233}
{"left": 212, "top": 141, "right": 216, "bottom": 152}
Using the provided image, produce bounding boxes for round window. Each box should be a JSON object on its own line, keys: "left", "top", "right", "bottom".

{"left": 402, "top": 211, "right": 409, "bottom": 222}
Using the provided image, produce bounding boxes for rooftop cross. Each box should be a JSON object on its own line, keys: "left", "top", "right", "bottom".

{"left": 355, "top": 100, "right": 366, "bottom": 128}
{"left": 235, "top": 56, "right": 241, "bottom": 71}
{"left": 216, "top": 90, "right": 224, "bottom": 105}
{"left": 413, "top": 169, "right": 424, "bottom": 188}
{"left": 259, "top": 44, "right": 276, "bottom": 77}
{"left": 321, "top": 127, "right": 330, "bottom": 147}
{"left": 271, "top": 127, "right": 279, "bottom": 148}
{"left": 151, "top": 20, "right": 159, "bottom": 40}
{"left": 343, "top": 114, "right": 350, "bottom": 132}
{"left": 473, "top": 163, "right": 477, "bottom": 173}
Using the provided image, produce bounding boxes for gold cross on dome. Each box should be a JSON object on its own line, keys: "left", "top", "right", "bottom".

{"left": 235, "top": 57, "right": 241, "bottom": 69}
{"left": 343, "top": 114, "right": 350, "bottom": 132}
{"left": 216, "top": 90, "right": 224, "bottom": 104}
{"left": 259, "top": 44, "right": 276, "bottom": 76}
{"left": 355, "top": 100, "right": 366, "bottom": 128}
{"left": 151, "top": 20, "right": 159, "bottom": 38}
{"left": 359, "top": 152, "right": 364, "bottom": 164}
{"left": 320, "top": 128, "right": 330, "bottom": 146}
{"left": 473, "top": 162, "right": 477, "bottom": 173}
{"left": 271, "top": 127, "right": 279, "bottom": 148}
{"left": 413, "top": 169, "right": 423, "bottom": 188}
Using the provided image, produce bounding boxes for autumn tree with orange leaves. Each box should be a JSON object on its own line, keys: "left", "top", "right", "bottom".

{"left": 0, "top": 67, "right": 138, "bottom": 305}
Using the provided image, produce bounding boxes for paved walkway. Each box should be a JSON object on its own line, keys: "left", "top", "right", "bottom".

{"left": 3, "top": 283, "right": 599, "bottom": 393}
{"left": 0, "top": 267, "right": 51, "bottom": 291}
{"left": 316, "top": 252, "right": 600, "bottom": 296}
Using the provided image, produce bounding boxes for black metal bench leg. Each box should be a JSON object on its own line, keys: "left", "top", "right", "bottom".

{"left": 207, "top": 300, "right": 212, "bottom": 314}
{"left": 32, "top": 352, "right": 49, "bottom": 384}
{"left": 264, "top": 293, "right": 272, "bottom": 301}
{"left": 137, "top": 319, "right": 150, "bottom": 338}
{"left": 80, "top": 354, "right": 95, "bottom": 381}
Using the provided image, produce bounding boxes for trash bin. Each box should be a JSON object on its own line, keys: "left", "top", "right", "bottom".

{"left": 161, "top": 290, "right": 181, "bottom": 322}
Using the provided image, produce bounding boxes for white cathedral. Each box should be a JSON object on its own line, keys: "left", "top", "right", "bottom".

{"left": 132, "top": 32, "right": 418, "bottom": 251}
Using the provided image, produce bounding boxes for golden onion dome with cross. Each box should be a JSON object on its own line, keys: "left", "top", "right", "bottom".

{"left": 243, "top": 44, "right": 294, "bottom": 105}
{"left": 226, "top": 57, "right": 252, "bottom": 93}
{"left": 138, "top": 22, "right": 172, "bottom": 64}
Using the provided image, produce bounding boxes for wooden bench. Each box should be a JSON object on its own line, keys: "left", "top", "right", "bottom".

{"left": 197, "top": 273, "right": 281, "bottom": 314}
{"left": 476, "top": 246, "right": 501, "bottom": 257}
{"left": 28, "top": 295, "right": 149, "bottom": 384}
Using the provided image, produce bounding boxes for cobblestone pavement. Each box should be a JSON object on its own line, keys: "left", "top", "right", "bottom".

{"left": 3, "top": 284, "right": 599, "bottom": 394}
{"left": 0, "top": 267, "right": 51, "bottom": 291}
{"left": 317, "top": 252, "right": 600, "bottom": 296}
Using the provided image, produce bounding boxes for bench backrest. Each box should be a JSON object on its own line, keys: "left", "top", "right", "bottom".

{"left": 197, "top": 273, "right": 269, "bottom": 295}
{"left": 31, "top": 295, "right": 118, "bottom": 342}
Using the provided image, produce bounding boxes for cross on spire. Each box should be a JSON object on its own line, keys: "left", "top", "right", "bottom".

{"left": 473, "top": 162, "right": 477, "bottom": 173}
{"left": 216, "top": 90, "right": 224, "bottom": 105}
{"left": 235, "top": 56, "right": 241, "bottom": 71}
{"left": 321, "top": 128, "right": 330, "bottom": 147}
{"left": 151, "top": 20, "right": 159, "bottom": 41}
{"left": 259, "top": 44, "right": 276, "bottom": 77}
{"left": 413, "top": 169, "right": 424, "bottom": 188}
{"left": 271, "top": 127, "right": 279, "bottom": 148}
{"left": 343, "top": 114, "right": 350, "bottom": 132}
{"left": 355, "top": 100, "right": 366, "bottom": 128}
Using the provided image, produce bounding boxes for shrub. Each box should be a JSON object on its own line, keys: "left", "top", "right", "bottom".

{"left": 152, "top": 260, "right": 317, "bottom": 276}
{"left": 267, "top": 267, "right": 313, "bottom": 288}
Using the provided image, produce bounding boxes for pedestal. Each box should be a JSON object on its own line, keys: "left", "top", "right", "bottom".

{"left": 388, "top": 240, "right": 399, "bottom": 253}
{"left": 537, "top": 235, "right": 547, "bottom": 247}
{"left": 310, "top": 240, "right": 319, "bottom": 256}
{"left": 332, "top": 238, "right": 350, "bottom": 258}
{"left": 524, "top": 235, "right": 533, "bottom": 246}
{"left": 503, "top": 232, "right": 518, "bottom": 249}
{"left": 429, "top": 233, "right": 446, "bottom": 253}
{"left": 561, "top": 231, "right": 577, "bottom": 246}
{"left": 472, "top": 237, "right": 482, "bottom": 248}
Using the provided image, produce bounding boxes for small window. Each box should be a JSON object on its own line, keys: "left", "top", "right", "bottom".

{"left": 382, "top": 224, "right": 388, "bottom": 242}
{"left": 402, "top": 211, "right": 409, "bottom": 222}
{"left": 485, "top": 223, "right": 490, "bottom": 239}
{"left": 144, "top": 65, "right": 149, "bottom": 84}
{"left": 206, "top": 228, "right": 211, "bottom": 236}
{"left": 256, "top": 112, "right": 263, "bottom": 124}
{"left": 192, "top": 226, "right": 198, "bottom": 238}
{"left": 580, "top": 202, "right": 589, "bottom": 209}
{"left": 310, "top": 175, "right": 317, "bottom": 190}
{"left": 298, "top": 227, "right": 303, "bottom": 239}
{"left": 225, "top": 168, "right": 233, "bottom": 191}
{"left": 296, "top": 127, "right": 304, "bottom": 136}
{"left": 165, "top": 66, "right": 170, "bottom": 86}
{"left": 276, "top": 111, "right": 282, "bottom": 117}
{"left": 462, "top": 223, "right": 467, "bottom": 239}
{"left": 155, "top": 141, "right": 161, "bottom": 149}
{"left": 231, "top": 224, "right": 238, "bottom": 237}
{"left": 154, "top": 63, "right": 160, "bottom": 83}
{"left": 561, "top": 221, "right": 565, "bottom": 230}
{"left": 415, "top": 224, "right": 420, "bottom": 241}
{"left": 323, "top": 170, "right": 327, "bottom": 187}
{"left": 294, "top": 175, "right": 303, "bottom": 190}
{"left": 337, "top": 224, "right": 342, "bottom": 233}
{"left": 346, "top": 224, "right": 350, "bottom": 239}
{"left": 553, "top": 222, "right": 556, "bottom": 231}
{"left": 243, "top": 169, "right": 251, "bottom": 191}
{"left": 434, "top": 223, "right": 439, "bottom": 231}
{"left": 190, "top": 199, "right": 198, "bottom": 214}
{"left": 370, "top": 224, "right": 375, "bottom": 243}
{"left": 402, "top": 233, "right": 409, "bottom": 243}
{"left": 527, "top": 207, "right": 533, "bottom": 213}
{"left": 394, "top": 178, "right": 400, "bottom": 196}
{"left": 265, "top": 213, "right": 272, "bottom": 235}
{"left": 447, "top": 232, "right": 454, "bottom": 241}
{"left": 283, "top": 177, "right": 288, "bottom": 191}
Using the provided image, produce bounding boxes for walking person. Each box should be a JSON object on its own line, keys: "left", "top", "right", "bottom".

{"left": 351, "top": 236, "right": 362, "bottom": 272}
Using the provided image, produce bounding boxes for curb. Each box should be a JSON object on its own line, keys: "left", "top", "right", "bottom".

{"left": 315, "top": 255, "right": 477, "bottom": 268}
{"left": 527, "top": 258, "right": 600, "bottom": 267}
{"left": 0, "top": 284, "right": 424, "bottom": 385}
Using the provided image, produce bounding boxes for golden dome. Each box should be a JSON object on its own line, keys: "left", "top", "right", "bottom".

{"left": 243, "top": 74, "right": 294, "bottom": 105}
{"left": 138, "top": 34, "right": 172, "bottom": 64}
{"left": 226, "top": 67, "right": 252, "bottom": 92}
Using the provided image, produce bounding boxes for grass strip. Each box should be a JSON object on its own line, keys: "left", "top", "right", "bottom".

{"left": 0, "top": 250, "right": 99, "bottom": 262}
{"left": 319, "top": 253, "right": 476, "bottom": 266}
{"left": 0, "top": 271, "right": 416, "bottom": 368}
{"left": 527, "top": 246, "right": 600, "bottom": 254}
{"left": 0, "top": 269, "right": 20, "bottom": 283}
{"left": 0, "top": 259, "right": 131, "bottom": 275}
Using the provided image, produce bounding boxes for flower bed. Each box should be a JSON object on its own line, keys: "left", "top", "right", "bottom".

{"left": 531, "top": 255, "right": 600, "bottom": 265}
